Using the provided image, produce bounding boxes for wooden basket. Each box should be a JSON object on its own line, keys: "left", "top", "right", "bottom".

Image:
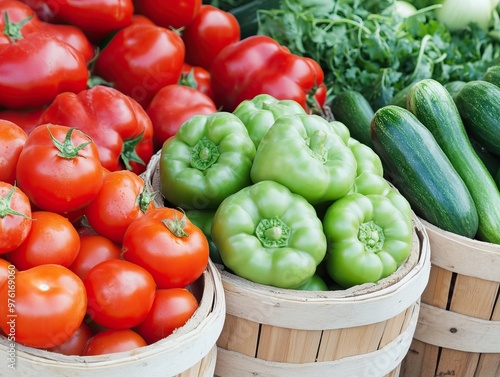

{"left": 400, "top": 220, "right": 500, "bottom": 377}
{"left": 214, "top": 216, "right": 431, "bottom": 377}
{"left": 0, "top": 260, "right": 226, "bottom": 377}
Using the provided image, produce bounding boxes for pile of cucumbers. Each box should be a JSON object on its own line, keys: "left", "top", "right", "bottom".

{"left": 330, "top": 65, "right": 500, "bottom": 244}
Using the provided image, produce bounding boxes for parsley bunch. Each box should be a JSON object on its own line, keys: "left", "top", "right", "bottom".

{"left": 257, "top": 0, "right": 500, "bottom": 109}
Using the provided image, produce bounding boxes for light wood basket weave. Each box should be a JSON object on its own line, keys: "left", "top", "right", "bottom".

{"left": 0, "top": 258, "right": 225, "bottom": 377}
{"left": 401, "top": 220, "right": 500, "bottom": 377}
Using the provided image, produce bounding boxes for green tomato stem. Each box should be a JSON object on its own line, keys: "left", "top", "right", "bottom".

{"left": 48, "top": 127, "right": 92, "bottom": 159}
{"left": 255, "top": 216, "right": 291, "bottom": 248}
{"left": 162, "top": 212, "right": 189, "bottom": 238}
{"left": 358, "top": 220, "right": 385, "bottom": 253}
{"left": 0, "top": 186, "right": 30, "bottom": 219}
{"left": 191, "top": 137, "right": 220, "bottom": 171}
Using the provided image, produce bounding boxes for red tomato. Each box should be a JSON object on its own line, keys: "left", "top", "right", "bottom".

{"left": 69, "top": 235, "right": 121, "bottom": 281}
{"left": 134, "top": 0, "right": 202, "bottom": 29}
{"left": 0, "top": 0, "right": 39, "bottom": 44}
{"left": 0, "top": 107, "right": 44, "bottom": 135}
{"left": 94, "top": 23, "right": 185, "bottom": 108}
{"left": 84, "top": 170, "right": 155, "bottom": 244}
{"left": 47, "top": 321, "right": 93, "bottom": 356}
{"left": 0, "top": 28, "right": 88, "bottom": 109}
{"left": 84, "top": 259, "right": 156, "bottom": 329}
{"left": 0, "top": 119, "right": 27, "bottom": 185}
{"left": 181, "top": 5, "right": 240, "bottom": 70}
{"left": 0, "top": 183, "right": 32, "bottom": 255}
{"left": 136, "top": 288, "right": 198, "bottom": 344}
{"left": 0, "top": 264, "right": 87, "bottom": 348}
{"left": 36, "top": 22, "right": 95, "bottom": 62}
{"left": 180, "top": 62, "right": 213, "bottom": 100}
{"left": 83, "top": 329, "right": 147, "bottom": 356}
{"left": 8, "top": 211, "right": 80, "bottom": 270}
{"left": 0, "top": 258, "right": 14, "bottom": 288}
{"left": 19, "top": 0, "right": 135, "bottom": 41}
{"left": 122, "top": 207, "right": 209, "bottom": 289}
{"left": 15, "top": 124, "right": 104, "bottom": 215}
{"left": 146, "top": 84, "right": 217, "bottom": 151}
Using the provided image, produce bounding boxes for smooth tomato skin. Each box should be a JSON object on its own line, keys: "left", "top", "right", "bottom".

{"left": 94, "top": 23, "right": 185, "bottom": 108}
{"left": 146, "top": 84, "right": 217, "bottom": 151}
{"left": 36, "top": 22, "right": 95, "bottom": 62}
{"left": 0, "top": 183, "right": 32, "bottom": 254}
{"left": 84, "top": 259, "right": 156, "bottom": 329}
{"left": 135, "top": 0, "right": 202, "bottom": 29}
{"left": 84, "top": 170, "right": 155, "bottom": 244}
{"left": 0, "top": 258, "right": 14, "bottom": 288}
{"left": 47, "top": 321, "right": 93, "bottom": 356}
{"left": 0, "top": 32, "right": 88, "bottom": 109}
{"left": 83, "top": 329, "right": 147, "bottom": 356}
{"left": 182, "top": 5, "right": 240, "bottom": 71}
{"left": 69, "top": 235, "right": 121, "bottom": 281}
{"left": 15, "top": 124, "right": 104, "bottom": 214}
{"left": 0, "top": 107, "right": 44, "bottom": 135}
{"left": 135, "top": 288, "right": 198, "bottom": 344}
{"left": 122, "top": 207, "right": 209, "bottom": 289}
{"left": 180, "top": 62, "right": 213, "bottom": 100}
{"left": 0, "top": 264, "right": 87, "bottom": 348}
{"left": 8, "top": 211, "right": 80, "bottom": 270}
{"left": 0, "top": 119, "right": 28, "bottom": 185}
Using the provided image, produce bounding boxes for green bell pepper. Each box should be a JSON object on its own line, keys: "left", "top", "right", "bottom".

{"left": 323, "top": 192, "right": 413, "bottom": 288}
{"left": 211, "top": 180, "right": 327, "bottom": 289}
{"left": 348, "top": 138, "right": 384, "bottom": 177}
{"left": 233, "top": 94, "right": 306, "bottom": 148}
{"left": 295, "top": 274, "right": 328, "bottom": 291}
{"left": 159, "top": 112, "right": 256, "bottom": 210}
{"left": 251, "top": 113, "right": 357, "bottom": 205}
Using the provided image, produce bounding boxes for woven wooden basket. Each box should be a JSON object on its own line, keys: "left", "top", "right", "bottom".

{"left": 400, "top": 220, "right": 500, "bottom": 377}
{"left": 0, "top": 260, "right": 225, "bottom": 377}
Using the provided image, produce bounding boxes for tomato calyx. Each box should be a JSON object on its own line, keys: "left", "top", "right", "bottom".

{"left": 0, "top": 185, "right": 31, "bottom": 219}
{"left": 2, "top": 13, "right": 32, "bottom": 43}
{"left": 122, "top": 131, "right": 145, "bottom": 171}
{"left": 178, "top": 69, "right": 198, "bottom": 89}
{"left": 136, "top": 187, "right": 155, "bottom": 213}
{"left": 48, "top": 127, "right": 92, "bottom": 159}
{"left": 162, "top": 211, "right": 189, "bottom": 238}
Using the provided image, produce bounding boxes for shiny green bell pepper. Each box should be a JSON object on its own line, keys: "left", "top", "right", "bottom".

{"left": 211, "top": 180, "right": 327, "bottom": 289}
{"left": 323, "top": 192, "right": 413, "bottom": 288}
{"left": 251, "top": 113, "right": 357, "bottom": 205}
{"left": 233, "top": 94, "right": 306, "bottom": 148}
{"left": 159, "top": 112, "right": 256, "bottom": 210}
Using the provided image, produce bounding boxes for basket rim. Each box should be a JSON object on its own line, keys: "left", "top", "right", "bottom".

{"left": 0, "top": 261, "right": 226, "bottom": 374}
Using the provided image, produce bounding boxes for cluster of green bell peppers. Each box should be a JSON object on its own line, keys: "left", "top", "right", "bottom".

{"left": 159, "top": 94, "right": 415, "bottom": 290}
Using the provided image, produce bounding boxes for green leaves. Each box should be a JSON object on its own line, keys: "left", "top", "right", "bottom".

{"left": 257, "top": 0, "right": 500, "bottom": 110}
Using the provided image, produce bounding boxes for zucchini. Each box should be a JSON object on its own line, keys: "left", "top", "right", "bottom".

{"left": 407, "top": 79, "right": 500, "bottom": 244}
{"left": 330, "top": 90, "right": 374, "bottom": 149}
{"left": 454, "top": 80, "right": 500, "bottom": 156}
{"left": 482, "top": 65, "right": 500, "bottom": 88}
{"left": 444, "top": 80, "right": 466, "bottom": 100}
{"left": 370, "top": 105, "right": 478, "bottom": 238}
{"left": 388, "top": 82, "right": 414, "bottom": 108}
{"left": 229, "top": 0, "right": 280, "bottom": 38}
{"left": 470, "top": 138, "right": 500, "bottom": 177}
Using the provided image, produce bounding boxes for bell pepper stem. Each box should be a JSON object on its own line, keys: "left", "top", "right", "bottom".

{"left": 255, "top": 216, "right": 291, "bottom": 248}
{"left": 358, "top": 220, "right": 385, "bottom": 253}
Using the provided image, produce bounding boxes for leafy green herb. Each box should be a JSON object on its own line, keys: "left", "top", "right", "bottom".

{"left": 257, "top": 0, "right": 500, "bottom": 109}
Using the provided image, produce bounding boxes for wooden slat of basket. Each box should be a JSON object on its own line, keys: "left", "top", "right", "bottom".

{"left": 256, "top": 326, "right": 322, "bottom": 362}
{"left": 400, "top": 339, "right": 440, "bottom": 377}
{"left": 216, "top": 314, "right": 259, "bottom": 357}
{"left": 178, "top": 346, "right": 217, "bottom": 377}
{"left": 415, "top": 303, "right": 500, "bottom": 353}
{"left": 434, "top": 274, "right": 499, "bottom": 375}
{"left": 214, "top": 301, "right": 419, "bottom": 377}
{"left": 421, "top": 219, "right": 500, "bottom": 282}
{"left": 475, "top": 301, "right": 500, "bottom": 377}
{"left": 379, "top": 307, "right": 410, "bottom": 348}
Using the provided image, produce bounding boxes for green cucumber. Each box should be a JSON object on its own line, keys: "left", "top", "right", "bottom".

{"left": 330, "top": 90, "right": 374, "bottom": 149}
{"left": 370, "top": 105, "right": 478, "bottom": 238}
{"left": 482, "top": 65, "right": 500, "bottom": 88}
{"left": 407, "top": 79, "right": 500, "bottom": 244}
{"left": 454, "top": 80, "right": 500, "bottom": 156}
{"left": 470, "top": 138, "right": 500, "bottom": 177}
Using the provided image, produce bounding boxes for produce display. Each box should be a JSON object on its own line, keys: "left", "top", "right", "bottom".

{"left": 0, "top": 0, "right": 499, "bottom": 364}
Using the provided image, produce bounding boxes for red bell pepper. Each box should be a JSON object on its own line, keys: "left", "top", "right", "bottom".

{"left": 40, "top": 85, "right": 154, "bottom": 174}
{"left": 210, "top": 35, "right": 327, "bottom": 113}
